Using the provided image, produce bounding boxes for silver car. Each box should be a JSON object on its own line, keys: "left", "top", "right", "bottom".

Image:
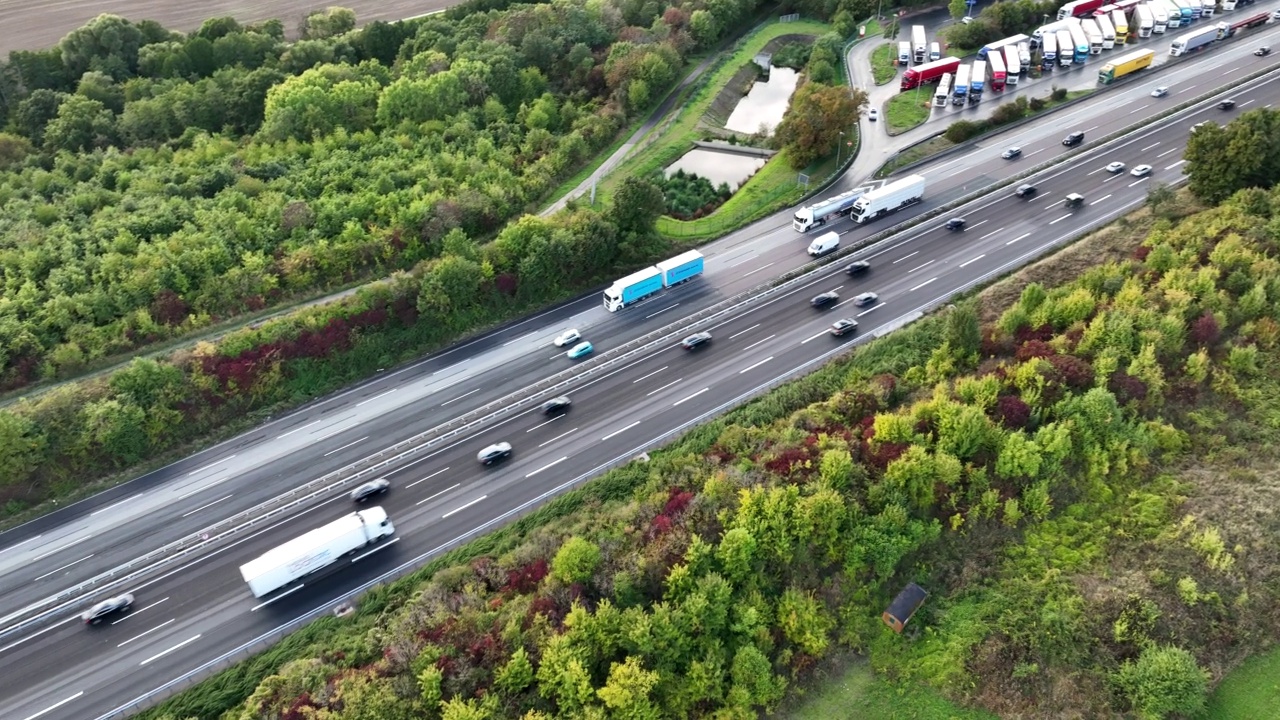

{"left": 350, "top": 478, "right": 390, "bottom": 502}
{"left": 82, "top": 593, "right": 135, "bottom": 625}
{"left": 477, "top": 442, "right": 512, "bottom": 465}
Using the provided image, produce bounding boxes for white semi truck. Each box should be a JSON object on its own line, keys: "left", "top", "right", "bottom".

{"left": 792, "top": 186, "right": 874, "bottom": 232}
{"left": 239, "top": 507, "right": 396, "bottom": 598}
{"left": 848, "top": 175, "right": 927, "bottom": 224}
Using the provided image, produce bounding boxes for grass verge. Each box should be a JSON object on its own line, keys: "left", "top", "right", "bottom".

{"left": 874, "top": 88, "right": 1095, "bottom": 177}
{"left": 884, "top": 88, "right": 931, "bottom": 133}
{"left": 871, "top": 43, "right": 897, "bottom": 85}
{"left": 1205, "top": 646, "right": 1280, "bottom": 720}
{"left": 778, "top": 653, "right": 999, "bottom": 720}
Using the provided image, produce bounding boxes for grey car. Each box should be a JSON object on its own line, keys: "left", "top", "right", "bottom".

{"left": 350, "top": 478, "right": 390, "bottom": 503}
{"left": 82, "top": 593, "right": 135, "bottom": 625}
{"left": 477, "top": 442, "right": 513, "bottom": 465}
{"left": 541, "top": 396, "right": 572, "bottom": 414}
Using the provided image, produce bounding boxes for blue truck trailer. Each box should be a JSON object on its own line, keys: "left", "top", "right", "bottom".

{"left": 604, "top": 250, "right": 705, "bottom": 311}
{"left": 657, "top": 250, "right": 705, "bottom": 285}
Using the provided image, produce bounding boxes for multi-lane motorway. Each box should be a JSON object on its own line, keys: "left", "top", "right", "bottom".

{"left": 3, "top": 26, "right": 1280, "bottom": 720}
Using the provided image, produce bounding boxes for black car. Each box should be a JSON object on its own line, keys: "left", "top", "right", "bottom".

{"left": 82, "top": 593, "right": 135, "bottom": 625}
{"left": 844, "top": 260, "right": 871, "bottom": 275}
{"left": 680, "top": 332, "right": 712, "bottom": 350}
{"left": 1015, "top": 184, "right": 1038, "bottom": 199}
{"left": 477, "top": 442, "right": 513, "bottom": 465}
{"left": 945, "top": 218, "right": 966, "bottom": 231}
{"left": 1219, "top": 99, "right": 1236, "bottom": 110}
{"left": 350, "top": 478, "right": 390, "bottom": 502}
{"left": 1062, "top": 131, "right": 1085, "bottom": 147}
{"left": 829, "top": 318, "right": 858, "bottom": 337}
{"left": 542, "top": 396, "right": 572, "bottom": 414}
{"left": 810, "top": 291, "right": 840, "bottom": 309}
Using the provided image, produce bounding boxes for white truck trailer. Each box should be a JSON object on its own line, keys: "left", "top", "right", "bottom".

{"left": 239, "top": 507, "right": 396, "bottom": 598}
{"left": 793, "top": 186, "right": 874, "bottom": 232}
{"left": 849, "top": 175, "right": 927, "bottom": 224}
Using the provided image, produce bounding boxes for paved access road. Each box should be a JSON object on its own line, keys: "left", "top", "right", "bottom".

{"left": 4, "top": 38, "right": 1279, "bottom": 720}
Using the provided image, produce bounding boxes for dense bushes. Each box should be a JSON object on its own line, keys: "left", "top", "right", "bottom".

{"left": 0, "top": 0, "right": 777, "bottom": 392}
{"left": 142, "top": 185, "right": 1280, "bottom": 719}
{"left": 656, "top": 169, "right": 731, "bottom": 219}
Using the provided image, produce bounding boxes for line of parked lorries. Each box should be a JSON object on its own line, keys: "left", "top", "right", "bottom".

{"left": 899, "top": 0, "right": 1274, "bottom": 106}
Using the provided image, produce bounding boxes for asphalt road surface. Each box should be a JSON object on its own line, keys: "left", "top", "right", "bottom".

{"left": 0, "top": 0, "right": 450, "bottom": 56}
{"left": 4, "top": 31, "right": 1279, "bottom": 718}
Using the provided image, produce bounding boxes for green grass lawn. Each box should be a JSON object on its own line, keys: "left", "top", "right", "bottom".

{"left": 779, "top": 655, "right": 999, "bottom": 720}
{"left": 1206, "top": 646, "right": 1280, "bottom": 719}
{"left": 884, "top": 90, "right": 931, "bottom": 134}
{"left": 871, "top": 43, "right": 898, "bottom": 85}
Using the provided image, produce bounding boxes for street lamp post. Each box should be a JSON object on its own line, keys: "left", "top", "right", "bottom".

{"left": 836, "top": 130, "right": 845, "bottom": 167}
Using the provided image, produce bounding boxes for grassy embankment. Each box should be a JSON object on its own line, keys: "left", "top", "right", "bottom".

{"left": 592, "top": 18, "right": 849, "bottom": 243}
{"left": 877, "top": 89, "right": 1092, "bottom": 176}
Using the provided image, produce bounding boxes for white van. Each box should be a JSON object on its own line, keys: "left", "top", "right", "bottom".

{"left": 897, "top": 41, "right": 911, "bottom": 64}
{"left": 929, "top": 42, "right": 941, "bottom": 61}
{"left": 807, "top": 231, "right": 840, "bottom": 257}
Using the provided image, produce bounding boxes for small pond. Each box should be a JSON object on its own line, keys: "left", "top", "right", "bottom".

{"left": 665, "top": 148, "right": 766, "bottom": 191}
{"left": 724, "top": 66, "right": 800, "bottom": 136}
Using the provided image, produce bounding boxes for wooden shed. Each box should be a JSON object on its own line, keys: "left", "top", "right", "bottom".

{"left": 882, "top": 582, "right": 929, "bottom": 633}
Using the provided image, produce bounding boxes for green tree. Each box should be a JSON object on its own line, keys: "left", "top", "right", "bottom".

{"left": 552, "top": 536, "right": 603, "bottom": 584}
{"left": 946, "top": 303, "right": 982, "bottom": 358}
{"left": 59, "top": 14, "right": 144, "bottom": 79}
{"left": 494, "top": 646, "right": 535, "bottom": 695}
{"left": 596, "top": 656, "right": 661, "bottom": 720}
{"left": 817, "top": 448, "right": 854, "bottom": 489}
{"left": 776, "top": 587, "right": 834, "bottom": 657}
{"left": 302, "top": 7, "right": 358, "bottom": 40}
{"left": 75, "top": 70, "right": 124, "bottom": 113}
{"left": 727, "top": 644, "right": 786, "bottom": 710}
{"left": 1113, "top": 645, "right": 1209, "bottom": 720}
{"left": 81, "top": 398, "right": 150, "bottom": 465}
{"left": 0, "top": 411, "right": 47, "bottom": 487}
{"left": 536, "top": 633, "right": 596, "bottom": 713}
{"left": 13, "top": 89, "right": 68, "bottom": 145}
{"left": 43, "top": 94, "right": 116, "bottom": 152}
{"left": 608, "top": 176, "right": 666, "bottom": 237}
{"left": 773, "top": 83, "right": 864, "bottom": 169}
{"left": 949, "top": 0, "right": 969, "bottom": 20}
{"left": 1185, "top": 108, "right": 1280, "bottom": 204}
{"left": 716, "top": 527, "right": 758, "bottom": 585}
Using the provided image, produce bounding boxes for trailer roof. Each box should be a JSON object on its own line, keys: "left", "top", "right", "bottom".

{"left": 656, "top": 250, "right": 703, "bottom": 270}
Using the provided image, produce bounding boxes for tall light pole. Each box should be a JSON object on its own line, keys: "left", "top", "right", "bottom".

{"left": 836, "top": 130, "right": 845, "bottom": 167}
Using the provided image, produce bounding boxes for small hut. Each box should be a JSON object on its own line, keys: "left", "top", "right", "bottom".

{"left": 882, "top": 582, "right": 929, "bottom": 633}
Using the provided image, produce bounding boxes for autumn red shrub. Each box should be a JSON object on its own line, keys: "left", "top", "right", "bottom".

{"left": 1014, "top": 322, "right": 1055, "bottom": 344}
{"left": 764, "top": 446, "right": 812, "bottom": 475}
{"left": 1015, "top": 339, "right": 1055, "bottom": 361}
{"left": 992, "top": 395, "right": 1032, "bottom": 430}
{"left": 502, "top": 558, "right": 549, "bottom": 595}
{"left": 663, "top": 486, "right": 695, "bottom": 516}
{"left": 1046, "top": 354, "right": 1094, "bottom": 390}
{"left": 1190, "top": 312, "right": 1220, "bottom": 346}
{"left": 1132, "top": 245, "right": 1152, "bottom": 261}
{"left": 1108, "top": 371, "right": 1148, "bottom": 405}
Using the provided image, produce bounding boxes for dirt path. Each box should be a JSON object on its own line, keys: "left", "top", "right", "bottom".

{"left": 0, "top": 0, "right": 451, "bottom": 56}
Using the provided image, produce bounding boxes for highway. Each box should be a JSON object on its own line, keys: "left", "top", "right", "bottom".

{"left": 2, "top": 24, "right": 1280, "bottom": 720}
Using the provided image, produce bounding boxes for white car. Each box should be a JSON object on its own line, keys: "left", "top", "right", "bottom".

{"left": 1130, "top": 164, "right": 1152, "bottom": 177}
{"left": 1105, "top": 161, "right": 1126, "bottom": 174}
{"left": 1150, "top": 86, "right": 1168, "bottom": 98}
{"left": 552, "top": 329, "right": 581, "bottom": 347}
{"left": 867, "top": 108, "right": 879, "bottom": 121}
